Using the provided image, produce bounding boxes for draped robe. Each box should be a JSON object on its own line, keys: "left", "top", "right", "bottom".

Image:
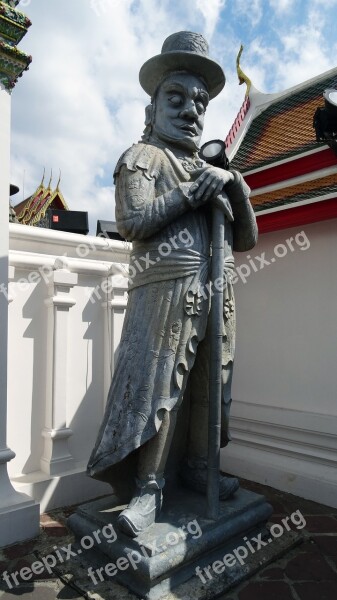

{"left": 87, "top": 142, "right": 257, "bottom": 482}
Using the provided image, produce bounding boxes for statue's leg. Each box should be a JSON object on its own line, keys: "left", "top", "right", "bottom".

{"left": 137, "top": 408, "right": 178, "bottom": 481}
{"left": 181, "top": 329, "right": 239, "bottom": 499}
{"left": 117, "top": 408, "right": 178, "bottom": 537}
{"left": 187, "top": 333, "right": 209, "bottom": 462}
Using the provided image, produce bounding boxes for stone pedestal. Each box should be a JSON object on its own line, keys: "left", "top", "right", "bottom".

{"left": 68, "top": 485, "right": 273, "bottom": 599}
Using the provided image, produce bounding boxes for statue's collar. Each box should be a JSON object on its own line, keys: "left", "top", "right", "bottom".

{"left": 144, "top": 139, "right": 205, "bottom": 174}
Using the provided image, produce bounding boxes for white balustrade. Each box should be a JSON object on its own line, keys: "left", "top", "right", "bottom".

{"left": 40, "top": 261, "right": 78, "bottom": 475}
{"left": 102, "top": 266, "right": 128, "bottom": 404}
{"left": 7, "top": 225, "right": 130, "bottom": 512}
{"left": 0, "top": 87, "right": 39, "bottom": 547}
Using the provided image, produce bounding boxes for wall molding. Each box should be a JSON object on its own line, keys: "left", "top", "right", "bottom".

{"left": 222, "top": 400, "right": 337, "bottom": 508}
{"left": 12, "top": 463, "right": 111, "bottom": 513}
{"left": 9, "top": 223, "right": 131, "bottom": 264}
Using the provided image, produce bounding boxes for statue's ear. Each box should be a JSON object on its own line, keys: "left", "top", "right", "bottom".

{"left": 145, "top": 104, "right": 153, "bottom": 126}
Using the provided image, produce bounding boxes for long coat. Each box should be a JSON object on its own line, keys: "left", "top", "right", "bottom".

{"left": 87, "top": 141, "right": 257, "bottom": 483}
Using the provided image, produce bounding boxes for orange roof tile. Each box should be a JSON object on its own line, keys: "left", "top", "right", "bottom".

{"left": 246, "top": 96, "right": 322, "bottom": 168}
{"left": 231, "top": 72, "right": 337, "bottom": 172}
{"left": 252, "top": 172, "right": 337, "bottom": 211}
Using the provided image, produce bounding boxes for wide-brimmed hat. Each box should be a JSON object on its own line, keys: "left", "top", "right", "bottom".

{"left": 139, "top": 31, "right": 226, "bottom": 100}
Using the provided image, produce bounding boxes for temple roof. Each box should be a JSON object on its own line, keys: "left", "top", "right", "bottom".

{"left": 230, "top": 71, "right": 337, "bottom": 172}
{"left": 251, "top": 171, "right": 337, "bottom": 212}
{"left": 0, "top": 1, "right": 31, "bottom": 45}
{"left": 0, "top": 0, "right": 31, "bottom": 90}
{"left": 225, "top": 53, "right": 337, "bottom": 230}
{"left": 15, "top": 175, "right": 69, "bottom": 226}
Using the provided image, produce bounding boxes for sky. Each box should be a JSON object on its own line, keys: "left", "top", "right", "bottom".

{"left": 10, "top": 0, "right": 337, "bottom": 232}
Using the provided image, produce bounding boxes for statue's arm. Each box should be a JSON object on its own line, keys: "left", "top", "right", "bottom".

{"left": 115, "top": 165, "right": 200, "bottom": 241}
{"left": 226, "top": 170, "right": 258, "bottom": 252}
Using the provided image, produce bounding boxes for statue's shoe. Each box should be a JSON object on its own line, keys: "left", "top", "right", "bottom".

{"left": 117, "top": 484, "right": 163, "bottom": 538}
{"left": 180, "top": 460, "right": 239, "bottom": 500}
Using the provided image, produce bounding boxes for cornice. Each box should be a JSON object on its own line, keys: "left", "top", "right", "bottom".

{"left": 0, "top": 39, "right": 31, "bottom": 89}
{"left": 0, "top": 0, "right": 31, "bottom": 91}
{"left": 0, "top": 1, "right": 31, "bottom": 38}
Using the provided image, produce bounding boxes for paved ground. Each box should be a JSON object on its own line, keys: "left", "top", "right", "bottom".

{"left": 0, "top": 478, "right": 336, "bottom": 599}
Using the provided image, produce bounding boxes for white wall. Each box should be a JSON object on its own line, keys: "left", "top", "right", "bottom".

{"left": 1, "top": 88, "right": 40, "bottom": 548}
{"left": 221, "top": 218, "right": 337, "bottom": 507}
{"left": 0, "top": 86, "right": 11, "bottom": 457}
{"left": 7, "top": 224, "right": 130, "bottom": 511}
{"left": 6, "top": 219, "right": 337, "bottom": 512}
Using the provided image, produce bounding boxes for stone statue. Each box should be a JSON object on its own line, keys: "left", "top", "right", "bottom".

{"left": 87, "top": 31, "right": 258, "bottom": 538}
{"left": 9, "top": 202, "right": 18, "bottom": 223}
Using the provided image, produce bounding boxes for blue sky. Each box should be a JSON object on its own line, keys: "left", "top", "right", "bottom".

{"left": 10, "top": 0, "right": 337, "bottom": 232}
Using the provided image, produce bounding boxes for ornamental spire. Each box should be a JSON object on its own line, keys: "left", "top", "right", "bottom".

{"left": 56, "top": 169, "right": 61, "bottom": 191}
{"left": 40, "top": 167, "right": 46, "bottom": 188}
{"left": 47, "top": 169, "right": 53, "bottom": 190}
{"left": 236, "top": 45, "right": 252, "bottom": 98}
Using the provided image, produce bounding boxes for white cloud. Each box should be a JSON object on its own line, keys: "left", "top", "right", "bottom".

{"left": 233, "top": 1, "right": 337, "bottom": 94}
{"left": 268, "top": 0, "right": 296, "bottom": 13}
{"left": 272, "top": 6, "right": 337, "bottom": 89}
{"left": 11, "top": 0, "right": 184, "bottom": 231}
{"left": 235, "top": 0, "right": 263, "bottom": 26}
{"left": 195, "top": 0, "right": 226, "bottom": 39}
{"left": 9, "top": 0, "right": 337, "bottom": 233}
{"left": 312, "top": 0, "right": 337, "bottom": 6}
{"left": 10, "top": 0, "right": 228, "bottom": 232}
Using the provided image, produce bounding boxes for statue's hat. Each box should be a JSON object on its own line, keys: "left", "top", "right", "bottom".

{"left": 139, "top": 31, "right": 226, "bottom": 100}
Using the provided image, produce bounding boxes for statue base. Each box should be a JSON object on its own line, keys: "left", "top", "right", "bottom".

{"left": 68, "top": 485, "right": 278, "bottom": 599}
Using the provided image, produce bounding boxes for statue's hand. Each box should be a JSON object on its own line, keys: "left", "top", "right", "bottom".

{"left": 190, "top": 166, "right": 234, "bottom": 201}
{"left": 189, "top": 167, "right": 235, "bottom": 219}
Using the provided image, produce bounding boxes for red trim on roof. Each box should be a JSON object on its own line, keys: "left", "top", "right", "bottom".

{"left": 244, "top": 148, "right": 337, "bottom": 190}
{"left": 225, "top": 96, "right": 251, "bottom": 149}
{"left": 256, "top": 197, "right": 337, "bottom": 233}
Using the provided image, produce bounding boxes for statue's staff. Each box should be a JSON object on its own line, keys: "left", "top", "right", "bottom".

{"left": 200, "top": 140, "right": 233, "bottom": 520}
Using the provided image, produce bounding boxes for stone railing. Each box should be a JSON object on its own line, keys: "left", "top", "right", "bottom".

{"left": 6, "top": 223, "right": 130, "bottom": 512}
{"left": 5, "top": 216, "right": 337, "bottom": 528}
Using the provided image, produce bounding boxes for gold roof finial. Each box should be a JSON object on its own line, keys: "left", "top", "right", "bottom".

{"left": 47, "top": 169, "right": 53, "bottom": 190}
{"left": 236, "top": 44, "right": 252, "bottom": 97}
{"left": 40, "top": 167, "right": 46, "bottom": 188}
{"left": 56, "top": 169, "right": 61, "bottom": 191}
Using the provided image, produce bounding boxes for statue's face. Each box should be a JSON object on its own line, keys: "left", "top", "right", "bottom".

{"left": 152, "top": 72, "right": 209, "bottom": 152}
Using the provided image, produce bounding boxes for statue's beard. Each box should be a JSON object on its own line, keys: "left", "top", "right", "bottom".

{"left": 151, "top": 127, "right": 201, "bottom": 153}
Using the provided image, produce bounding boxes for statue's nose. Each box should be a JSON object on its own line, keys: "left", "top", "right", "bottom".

{"left": 180, "top": 102, "right": 198, "bottom": 119}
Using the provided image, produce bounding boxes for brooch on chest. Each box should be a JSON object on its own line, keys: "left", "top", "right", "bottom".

{"left": 180, "top": 158, "right": 205, "bottom": 173}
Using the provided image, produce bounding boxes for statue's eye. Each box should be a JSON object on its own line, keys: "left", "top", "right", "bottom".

{"left": 195, "top": 95, "right": 208, "bottom": 114}
{"left": 169, "top": 95, "right": 183, "bottom": 106}
{"left": 195, "top": 101, "right": 206, "bottom": 114}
